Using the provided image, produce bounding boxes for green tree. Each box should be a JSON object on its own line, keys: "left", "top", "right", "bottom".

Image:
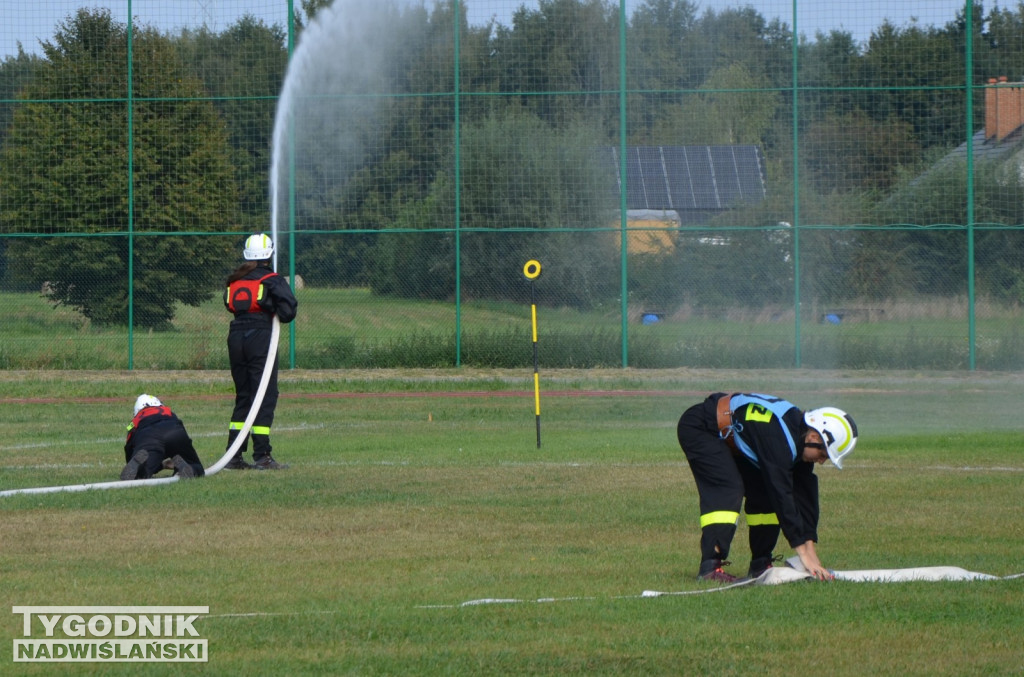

{"left": 875, "top": 162, "right": 970, "bottom": 298}
{"left": 370, "top": 109, "right": 619, "bottom": 308}
{"left": 0, "top": 8, "right": 239, "bottom": 327}
{"left": 800, "top": 110, "right": 920, "bottom": 192}
{"left": 796, "top": 30, "right": 866, "bottom": 124}
{"left": 859, "top": 20, "right": 965, "bottom": 150}
{"left": 661, "top": 62, "right": 780, "bottom": 145}
{"left": 627, "top": 0, "right": 700, "bottom": 89}
{"left": 624, "top": 0, "right": 700, "bottom": 143}
{"left": 457, "top": 110, "right": 619, "bottom": 308}
{"left": 496, "top": 0, "right": 620, "bottom": 130}
{"left": 175, "top": 16, "right": 289, "bottom": 230}
{"left": 880, "top": 158, "right": 1024, "bottom": 302}
{"left": 974, "top": 2, "right": 1024, "bottom": 82}
{"left": 0, "top": 48, "right": 42, "bottom": 147}
{"left": 686, "top": 5, "right": 792, "bottom": 90}
{"left": 287, "top": 1, "right": 498, "bottom": 289}
{"left": 0, "top": 48, "right": 44, "bottom": 288}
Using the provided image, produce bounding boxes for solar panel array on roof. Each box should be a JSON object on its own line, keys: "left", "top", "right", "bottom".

{"left": 603, "top": 145, "right": 767, "bottom": 212}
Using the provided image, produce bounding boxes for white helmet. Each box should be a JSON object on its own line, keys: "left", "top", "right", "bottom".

{"left": 134, "top": 394, "right": 162, "bottom": 416}
{"left": 243, "top": 233, "right": 274, "bottom": 260}
{"left": 804, "top": 407, "right": 858, "bottom": 469}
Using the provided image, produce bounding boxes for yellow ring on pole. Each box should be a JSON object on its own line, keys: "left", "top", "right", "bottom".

{"left": 523, "top": 260, "right": 542, "bottom": 280}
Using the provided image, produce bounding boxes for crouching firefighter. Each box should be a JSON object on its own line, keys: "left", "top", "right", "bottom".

{"left": 122, "top": 394, "right": 205, "bottom": 480}
{"left": 676, "top": 392, "right": 857, "bottom": 583}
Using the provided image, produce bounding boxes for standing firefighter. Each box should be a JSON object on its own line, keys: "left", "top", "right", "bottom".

{"left": 122, "top": 394, "right": 205, "bottom": 480}
{"left": 676, "top": 392, "right": 857, "bottom": 583}
{"left": 223, "top": 233, "right": 298, "bottom": 470}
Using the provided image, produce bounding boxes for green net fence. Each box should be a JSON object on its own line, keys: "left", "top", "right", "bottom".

{"left": 2, "top": 0, "right": 1023, "bottom": 370}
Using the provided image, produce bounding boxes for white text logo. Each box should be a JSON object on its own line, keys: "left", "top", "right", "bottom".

{"left": 12, "top": 606, "right": 209, "bottom": 663}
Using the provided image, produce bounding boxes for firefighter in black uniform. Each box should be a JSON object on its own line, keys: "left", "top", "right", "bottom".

{"left": 121, "top": 394, "right": 205, "bottom": 480}
{"left": 676, "top": 392, "right": 857, "bottom": 583}
{"left": 222, "top": 233, "right": 298, "bottom": 470}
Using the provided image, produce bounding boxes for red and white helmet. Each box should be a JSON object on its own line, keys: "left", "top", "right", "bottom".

{"left": 134, "top": 394, "right": 162, "bottom": 416}
{"left": 804, "top": 407, "right": 857, "bottom": 469}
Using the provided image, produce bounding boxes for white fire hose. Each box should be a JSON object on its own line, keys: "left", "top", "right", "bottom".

{"left": 0, "top": 316, "right": 281, "bottom": 498}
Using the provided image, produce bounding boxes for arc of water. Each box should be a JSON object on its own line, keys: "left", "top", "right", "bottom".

{"left": 2, "top": 0, "right": 319, "bottom": 500}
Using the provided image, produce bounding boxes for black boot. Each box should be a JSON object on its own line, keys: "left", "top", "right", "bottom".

{"left": 224, "top": 453, "right": 252, "bottom": 470}
{"left": 223, "top": 429, "right": 252, "bottom": 469}
{"left": 120, "top": 450, "right": 150, "bottom": 481}
{"left": 170, "top": 455, "right": 197, "bottom": 479}
{"left": 747, "top": 555, "right": 781, "bottom": 579}
{"left": 253, "top": 453, "right": 289, "bottom": 470}
{"left": 252, "top": 433, "right": 288, "bottom": 470}
{"left": 697, "top": 558, "right": 738, "bottom": 583}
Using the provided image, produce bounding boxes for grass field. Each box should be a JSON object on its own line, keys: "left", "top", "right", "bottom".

{"left": 1, "top": 368, "right": 1022, "bottom": 675}
{"left": 5, "top": 288, "right": 1024, "bottom": 370}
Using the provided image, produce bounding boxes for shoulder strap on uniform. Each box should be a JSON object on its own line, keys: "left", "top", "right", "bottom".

{"left": 716, "top": 394, "right": 738, "bottom": 451}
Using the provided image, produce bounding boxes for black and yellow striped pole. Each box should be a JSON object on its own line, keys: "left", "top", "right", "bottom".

{"left": 523, "top": 259, "right": 542, "bottom": 448}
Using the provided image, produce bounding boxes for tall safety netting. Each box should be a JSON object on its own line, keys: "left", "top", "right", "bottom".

{"left": 2, "top": 1, "right": 1022, "bottom": 371}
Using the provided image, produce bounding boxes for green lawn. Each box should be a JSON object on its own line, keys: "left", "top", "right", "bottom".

{"left": 1, "top": 368, "right": 1022, "bottom": 675}
{"left": 3, "top": 288, "right": 1024, "bottom": 369}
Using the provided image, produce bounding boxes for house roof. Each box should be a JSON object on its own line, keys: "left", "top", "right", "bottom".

{"left": 936, "top": 78, "right": 1024, "bottom": 168}
{"left": 912, "top": 125, "right": 1024, "bottom": 188}
{"left": 602, "top": 145, "right": 767, "bottom": 214}
{"left": 944, "top": 126, "right": 1024, "bottom": 165}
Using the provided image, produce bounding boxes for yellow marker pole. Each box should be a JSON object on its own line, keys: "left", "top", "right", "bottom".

{"left": 523, "top": 260, "right": 542, "bottom": 448}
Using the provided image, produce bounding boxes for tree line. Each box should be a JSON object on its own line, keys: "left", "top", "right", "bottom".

{"left": 1, "top": 0, "right": 1023, "bottom": 327}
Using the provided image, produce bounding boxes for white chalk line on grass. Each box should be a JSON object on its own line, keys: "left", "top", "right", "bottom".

{"left": 26, "top": 459, "right": 1019, "bottom": 473}
{"left": 496, "top": 460, "right": 1024, "bottom": 473}
{"left": 0, "top": 423, "right": 327, "bottom": 453}
{"left": 922, "top": 465, "right": 1024, "bottom": 472}
{"left": 5, "top": 457, "right": 1024, "bottom": 474}
{"left": 1, "top": 458, "right": 415, "bottom": 472}
{"left": 208, "top": 610, "right": 342, "bottom": 619}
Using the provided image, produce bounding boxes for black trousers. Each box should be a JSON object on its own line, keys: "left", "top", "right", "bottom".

{"left": 227, "top": 324, "right": 279, "bottom": 458}
{"left": 127, "top": 420, "right": 205, "bottom": 478}
{"left": 676, "top": 394, "right": 780, "bottom": 563}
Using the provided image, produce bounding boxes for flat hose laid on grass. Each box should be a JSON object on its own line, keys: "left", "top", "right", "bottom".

{"left": 0, "top": 316, "right": 280, "bottom": 498}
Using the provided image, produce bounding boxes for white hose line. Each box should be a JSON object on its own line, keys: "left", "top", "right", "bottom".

{"left": 0, "top": 317, "right": 281, "bottom": 499}
{"left": 0, "top": 474, "right": 181, "bottom": 497}
{"left": 205, "top": 316, "right": 280, "bottom": 475}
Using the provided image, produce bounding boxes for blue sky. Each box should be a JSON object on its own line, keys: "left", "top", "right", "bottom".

{"left": 2, "top": 1, "right": 974, "bottom": 60}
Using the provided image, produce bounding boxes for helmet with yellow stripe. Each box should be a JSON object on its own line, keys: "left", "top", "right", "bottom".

{"left": 243, "top": 233, "right": 274, "bottom": 261}
{"left": 133, "top": 394, "right": 162, "bottom": 416}
{"left": 804, "top": 407, "right": 857, "bottom": 469}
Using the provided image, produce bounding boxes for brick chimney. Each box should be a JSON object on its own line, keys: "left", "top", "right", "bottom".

{"left": 985, "top": 76, "right": 1024, "bottom": 142}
